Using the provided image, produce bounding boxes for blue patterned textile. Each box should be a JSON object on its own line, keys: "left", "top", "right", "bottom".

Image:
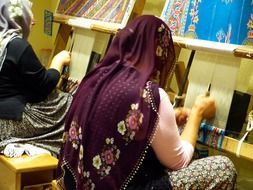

{"left": 161, "top": 0, "right": 253, "bottom": 45}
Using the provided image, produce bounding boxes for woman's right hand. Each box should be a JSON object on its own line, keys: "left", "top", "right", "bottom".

{"left": 180, "top": 94, "right": 216, "bottom": 147}
{"left": 193, "top": 94, "right": 216, "bottom": 120}
{"left": 53, "top": 50, "right": 71, "bottom": 66}
{"left": 50, "top": 50, "right": 71, "bottom": 72}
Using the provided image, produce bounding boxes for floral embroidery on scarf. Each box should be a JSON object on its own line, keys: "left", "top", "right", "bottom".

{"left": 142, "top": 88, "right": 151, "bottom": 105}
{"left": 127, "top": 103, "right": 144, "bottom": 131}
{"left": 63, "top": 119, "right": 82, "bottom": 149}
{"left": 156, "top": 24, "right": 170, "bottom": 62}
{"left": 92, "top": 138, "right": 120, "bottom": 177}
{"left": 78, "top": 145, "right": 84, "bottom": 174}
{"left": 82, "top": 171, "right": 95, "bottom": 190}
{"left": 8, "top": 0, "right": 23, "bottom": 19}
{"left": 117, "top": 103, "right": 144, "bottom": 143}
{"left": 77, "top": 146, "right": 96, "bottom": 189}
{"left": 156, "top": 45, "right": 163, "bottom": 57}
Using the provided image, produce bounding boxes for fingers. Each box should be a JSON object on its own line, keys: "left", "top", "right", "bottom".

{"left": 58, "top": 50, "right": 71, "bottom": 65}
{"left": 194, "top": 94, "right": 216, "bottom": 120}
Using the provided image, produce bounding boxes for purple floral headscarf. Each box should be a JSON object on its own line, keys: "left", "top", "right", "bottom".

{"left": 0, "top": 0, "right": 33, "bottom": 71}
{"left": 57, "top": 15, "right": 175, "bottom": 190}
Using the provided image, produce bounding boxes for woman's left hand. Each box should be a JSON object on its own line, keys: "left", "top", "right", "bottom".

{"left": 174, "top": 107, "right": 190, "bottom": 126}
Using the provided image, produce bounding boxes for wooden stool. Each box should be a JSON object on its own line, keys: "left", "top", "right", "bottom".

{"left": 0, "top": 154, "right": 58, "bottom": 190}
{"left": 52, "top": 179, "right": 60, "bottom": 190}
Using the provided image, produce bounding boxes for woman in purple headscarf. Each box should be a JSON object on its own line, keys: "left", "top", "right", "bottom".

{"left": 57, "top": 15, "right": 237, "bottom": 189}
{"left": 0, "top": 0, "right": 72, "bottom": 156}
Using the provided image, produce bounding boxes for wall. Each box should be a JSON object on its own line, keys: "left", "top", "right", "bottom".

{"left": 143, "top": 0, "right": 165, "bottom": 16}
{"left": 29, "top": 0, "right": 58, "bottom": 65}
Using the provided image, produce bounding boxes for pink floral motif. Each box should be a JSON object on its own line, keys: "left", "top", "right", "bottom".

{"left": 127, "top": 111, "right": 140, "bottom": 131}
{"left": 93, "top": 138, "right": 120, "bottom": 177}
{"left": 102, "top": 149, "right": 114, "bottom": 165}
{"left": 69, "top": 126, "right": 78, "bottom": 140}
{"left": 68, "top": 119, "right": 82, "bottom": 149}
{"left": 117, "top": 103, "right": 144, "bottom": 144}
{"left": 126, "top": 103, "right": 143, "bottom": 132}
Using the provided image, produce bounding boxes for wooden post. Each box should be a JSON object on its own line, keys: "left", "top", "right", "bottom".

{"left": 129, "top": 0, "right": 146, "bottom": 21}
{"left": 47, "top": 23, "right": 72, "bottom": 68}
{"left": 175, "top": 61, "right": 187, "bottom": 93}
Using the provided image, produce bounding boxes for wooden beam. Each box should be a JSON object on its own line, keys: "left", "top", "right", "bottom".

{"left": 221, "top": 136, "right": 253, "bottom": 162}
{"left": 172, "top": 36, "right": 253, "bottom": 60}
{"left": 234, "top": 46, "right": 253, "bottom": 59}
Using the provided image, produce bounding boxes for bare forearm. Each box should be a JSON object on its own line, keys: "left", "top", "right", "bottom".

{"left": 180, "top": 106, "right": 203, "bottom": 147}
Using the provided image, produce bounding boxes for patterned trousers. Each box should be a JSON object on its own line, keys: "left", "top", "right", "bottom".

{"left": 168, "top": 155, "right": 237, "bottom": 190}
{"left": 0, "top": 92, "right": 72, "bottom": 156}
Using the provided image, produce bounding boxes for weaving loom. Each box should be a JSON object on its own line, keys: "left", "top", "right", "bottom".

{"left": 53, "top": 0, "right": 141, "bottom": 82}
{"left": 51, "top": 0, "right": 253, "bottom": 159}
{"left": 160, "top": 0, "right": 253, "bottom": 158}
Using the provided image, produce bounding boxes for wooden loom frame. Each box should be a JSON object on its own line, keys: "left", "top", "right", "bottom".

{"left": 50, "top": 28, "right": 253, "bottom": 161}
{"left": 173, "top": 36, "right": 253, "bottom": 162}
